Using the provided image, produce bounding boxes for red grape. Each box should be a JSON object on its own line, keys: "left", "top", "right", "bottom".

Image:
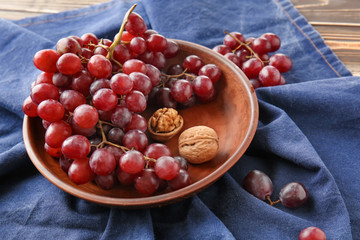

{"left": 89, "top": 148, "right": 116, "bottom": 176}
{"left": 269, "top": 53, "right": 292, "bottom": 73}
{"left": 45, "top": 120, "right": 72, "bottom": 148}
{"left": 261, "top": 33, "right": 281, "bottom": 52}
{"left": 125, "top": 12, "right": 147, "bottom": 36}
{"left": 90, "top": 79, "right": 110, "bottom": 96}
{"left": 33, "top": 49, "right": 60, "bottom": 73}
{"left": 56, "top": 37, "right": 82, "bottom": 55}
{"left": 144, "top": 143, "right": 171, "bottom": 160}
{"left": 95, "top": 172, "right": 117, "bottom": 190}
{"left": 192, "top": 75, "right": 214, "bottom": 98}
{"left": 129, "top": 72, "right": 152, "bottom": 96}
{"left": 299, "top": 227, "right": 326, "bottom": 240}
{"left": 146, "top": 34, "right": 167, "bottom": 52}
{"left": 113, "top": 44, "right": 131, "bottom": 64}
{"left": 119, "top": 150, "right": 145, "bottom": 174}
{"left": 156, "top": 87, "right": 177, "bottom": 108}
{"left": 124, "top": 113, "right": 147, "bottom": 132}
{"left": 59, "top": 89, "right": 86, "bottom": 112}
{"left": 162, "top": 39, "right": 179, "bottom": 58}
{"left": 107, "top": 127, "right": 124, "bottom": 145}
{"left": 69, "top": 117, "right": 96, "bottom": 137}
{"left": 73, "top": 104, "right": 99, "bottom": 129}
{"left": 122, "top": 59, "right": 146, "bottom": 75}
{"left": 242, "top": 58, "right": 263, "bottom": 79}
{"left": 154, "top": 156, "right": 180, "bottom": 180}
{"left": 111, "top": 105, "right": 132, "bottom": 128}
{"left": 62, "top": 135, "right": 91, "bottom": 159}
{"left": 174, "top": 156, "right": 188, "bottom": 170}
{"left": 52, "top": 72, "right": 72, "bottom": 88}
{"left": 129, "top": 36, "right": 147, "bottom": 54}
{"left": 104, "top": 145, "right": 124, "bottom": 160}
{"left": 81, "top": 33, "right": 98, "bottom": 50}
{"left": 71, "top": 70, "right": 93, "bottom": 96}
{"left": 168, "top": 169, "right": 191, "bottom": 190}
{"left": 279, "top": 182, "right": 309, "bottom": 208}
{"left": 116, "top": 168, "right": 136, "bottom": 185}
{"left": 242, "top": 170, "right": 273, "bottom": 200}
{"left": 36, "top": 72, "right": 53, "bottom": 84}
{"left": 145, "top": 64, "right": 162, "bottom": 87}
{"left": 56, "top": 53, "right": 82, "bottom": 75}
{"left": 171, "top": 79, "right": 193, "bottom": 103}
{"left": 122, "top": 129, "right": 148, "bottom": 152}
{"left": 251, "top": 37, "right": 271, "bottom": 55}
{"left": 183, "top": 55, "right": 204, "bottom": 74}
{"left": 44, "top": 143, "right": 62, "bottom": 158}
{"left": 198, "top": 64, "right": 222, "bottom": 83}
{"left": 68, "top": 158, "right": 94, "bottom": 184}
{"left": 87, "top": 55, "right": 112, "bottom": 79}
{"left": 92, "top": 88, "right": 118, "bottom": 112}
{"left": 59, "top": 155, "right": 73, "bottom": 173}
{"left": 151, "top": 52, "right": 166, "bottom": 69}
{"left": 258, "top": 65, "right": 281, "bottom": 86}
{"left": 125, "top": 90, "right": 147, "bottom": 113}
{"left": 212, "top": 45, "right": 231, "bottom": 55}
{"left": 224, "top": 52, "right": 242, "bottom": 67}
{"left": 134, "top": 168, "right": 160, "bottom": 195}
{"left": 37, "top": 99, "right": 65, "bottom": 122}
{"left": 223, "top": 32, "right": 245, "bottom": 49}
{"left": 22, "top": 96, "right": 38, "bottom": 117}
{"left": 31, "top": 83, "right": 60, "bottom": 105}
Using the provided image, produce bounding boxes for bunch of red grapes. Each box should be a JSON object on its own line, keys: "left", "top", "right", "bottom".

{"left": 22, "top": 7, "right": 221, "bottom": 196}
{"left": 213, "top": 31, "right": 292, "bottom": 88}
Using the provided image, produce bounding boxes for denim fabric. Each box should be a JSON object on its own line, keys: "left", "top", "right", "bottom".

{"left": 0, "top": 0, "right": 358, "bottom": 239}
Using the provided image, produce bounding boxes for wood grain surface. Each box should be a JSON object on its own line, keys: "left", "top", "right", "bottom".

{"left": 291, "top": 0, "right": 360, "bottom": 75}
{"left": 0, "top": 0, "right": 358, "bottom": 75}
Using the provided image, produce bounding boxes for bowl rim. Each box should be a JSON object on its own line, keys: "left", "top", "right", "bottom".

{"left": 23, "top": 39, "right": 258, "bottom": 208}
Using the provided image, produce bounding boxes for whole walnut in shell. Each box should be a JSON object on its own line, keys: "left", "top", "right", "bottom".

{"left": 178, "top": 126, "right": 219, "bottom": 164}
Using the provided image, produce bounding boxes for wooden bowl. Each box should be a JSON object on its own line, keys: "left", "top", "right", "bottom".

{"left": 23, "top": 39, "right": 258, "bottom": 208}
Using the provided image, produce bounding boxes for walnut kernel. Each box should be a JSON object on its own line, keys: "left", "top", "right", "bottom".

{"left": 150, "top": 108, "right": 182, "bottom": 133}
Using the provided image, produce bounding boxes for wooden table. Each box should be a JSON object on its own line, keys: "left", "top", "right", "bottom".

{"left": 0, "top": 0, "right": 359, "bottom": 76}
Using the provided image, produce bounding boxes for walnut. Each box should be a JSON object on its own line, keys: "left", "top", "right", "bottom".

{"left": 150, "top": 108, "right": 182, "bottom": 133}
{"left": 178, "top": 125, "right": 219, "bottom": 164}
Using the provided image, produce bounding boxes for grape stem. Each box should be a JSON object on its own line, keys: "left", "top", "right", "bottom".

{"left": 106, "top": 3, "right": 137, "bottom": 60}
{"left": 160, "top": 68, "right": 196, "bottom": 87}
{"left": 95, "top": 119, "right": 157, "bottom": 167}
{"left": 223, "top": 30, "right": 265, "bottom": 66}
{"left": 266, "top": 195, "right": 281, "bottom": 206}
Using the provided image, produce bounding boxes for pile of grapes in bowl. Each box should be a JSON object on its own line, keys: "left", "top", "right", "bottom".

{"left": 22, "top": 5, "right": 258, "bottom": 208}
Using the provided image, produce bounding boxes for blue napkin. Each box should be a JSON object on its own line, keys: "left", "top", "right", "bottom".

{"left": 0, "top": 0, "right": 358, "bottom": 239}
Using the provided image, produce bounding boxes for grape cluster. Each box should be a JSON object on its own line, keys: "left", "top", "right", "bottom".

{"left": 242, "top": 170, "right": 309, "bottom": 208}
{"left": 22, "top": 5, "right": 221, "bottom": 196}
{"left": 213, "top": 31, "right": 292, "bottom": 89}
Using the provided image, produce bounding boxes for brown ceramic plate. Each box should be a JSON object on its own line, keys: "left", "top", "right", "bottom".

{"left": 23, "top": 39, "right": 258, "bottom": 208}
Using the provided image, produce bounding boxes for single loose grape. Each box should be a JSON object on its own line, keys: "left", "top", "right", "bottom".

{"left": 279, "top": 182, "right": 309, "bottom": 208}
{"left": 299, "top": 227, "right": 326, "bottom": 240}
{"left": 242, "top": 170, "right": 273, "bottom": 200}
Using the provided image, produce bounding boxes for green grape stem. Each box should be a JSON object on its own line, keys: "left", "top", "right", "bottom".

{"left": 106, "top": 3, "right": 137, "bottom": 61}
